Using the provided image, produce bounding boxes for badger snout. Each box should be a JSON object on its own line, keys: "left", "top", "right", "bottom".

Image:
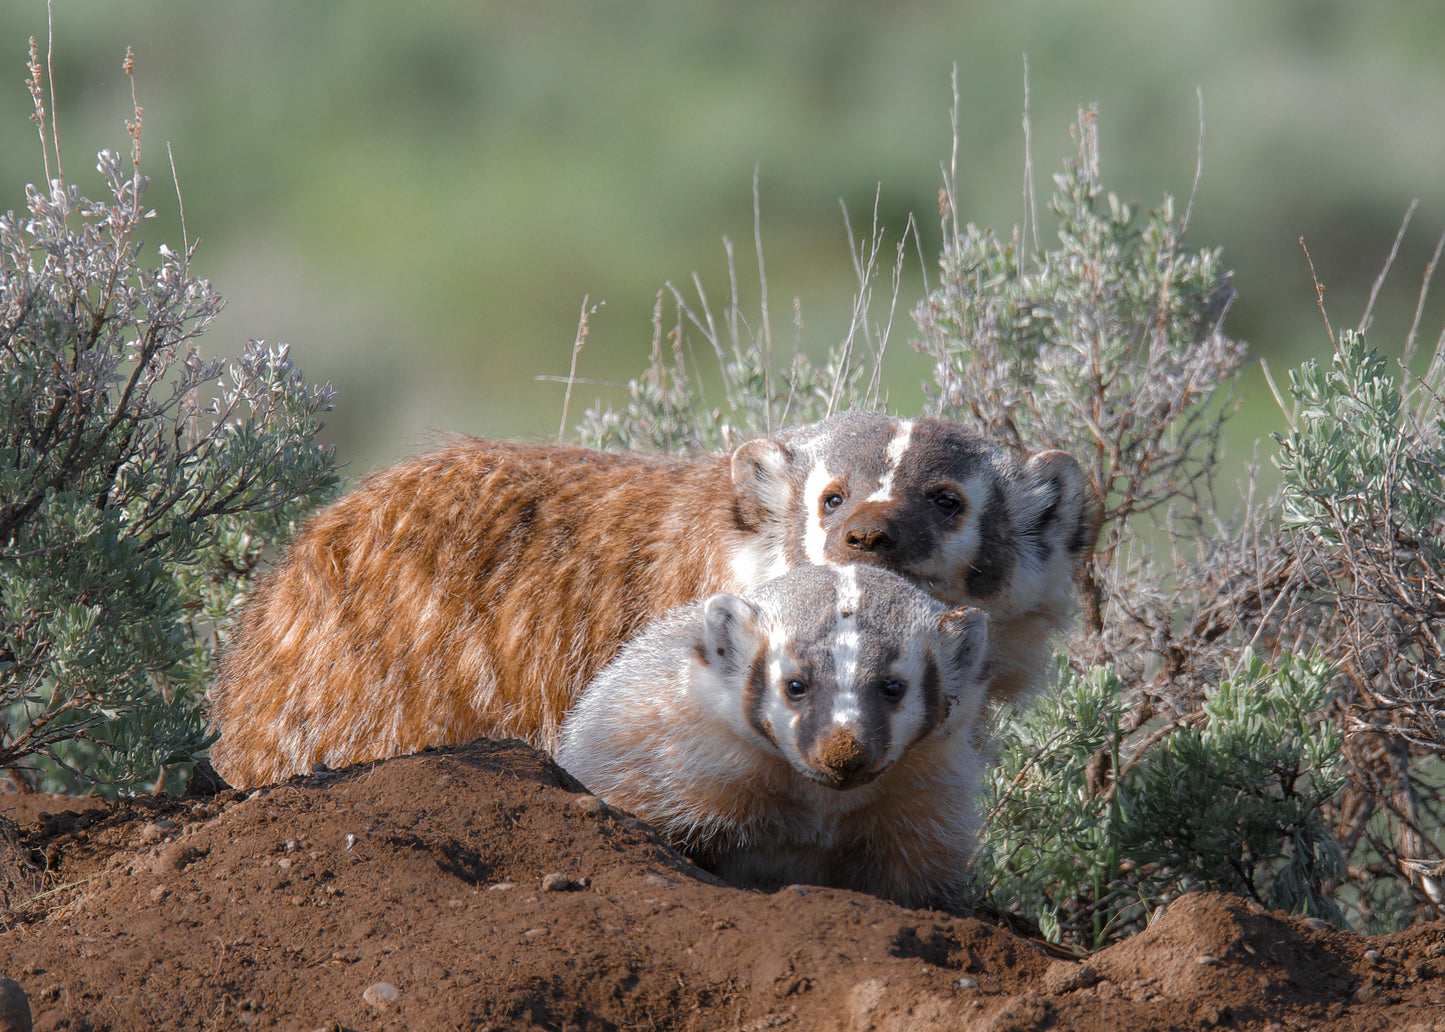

{"left": 809, "top": 727, "right": 880, "bottom": 789}
{"left": 841, "top": 505, "right": 901, "bottom": 555}
{"left": 833, "top": 502, "right": 937, "bottom": 572}
{"left": 844, "top": 519, "right": 898, "bottom": 553}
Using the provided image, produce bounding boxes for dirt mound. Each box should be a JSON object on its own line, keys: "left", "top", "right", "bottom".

{"left": 0, "top": 739, "right": 1442, "bottom": 1030}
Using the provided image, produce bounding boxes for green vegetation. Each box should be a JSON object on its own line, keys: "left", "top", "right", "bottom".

{"left": 978, "top": 652, "right": 1346, "bottom": 947}
{"left": 0, "top": 46, "right": 337, "bottom": 794}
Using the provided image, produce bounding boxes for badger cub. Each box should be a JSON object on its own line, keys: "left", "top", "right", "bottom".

{"left": 555, "top": 564, "right": 990, "bottom": 910}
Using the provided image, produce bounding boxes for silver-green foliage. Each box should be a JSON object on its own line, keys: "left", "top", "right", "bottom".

{"left": 1275, "top": 329, "right": 1444, "bottom": 749}
{"left": 0, "top": 139, "right": 337, "bottom": 793}
{"left": 916, "top": 112, "right": 1239, "bottom": 537}
{"left": 1267, "top": 328, "right": 1445, "bottom": 925}
{"left": 979, "top": 652, "right": 1345, "bottom": 948}
{"left": 574, "top": 309, "right": 867, "bottom": 454}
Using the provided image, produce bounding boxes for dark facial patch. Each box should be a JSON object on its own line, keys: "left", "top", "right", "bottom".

{"left": 916, "top": 652, "right": 946, "bottom": 746}
{"left": 779, "top": 653, "right": 820, "bottom": 713}
{"left": 965, "top": 480, "right": 1014, "bottom": 599}
{"left": 744, "top": 649, "right": 777, "bottom": 747}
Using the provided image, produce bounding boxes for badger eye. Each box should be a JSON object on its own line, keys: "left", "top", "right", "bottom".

{"left": 784, "top": 678, "right": 809, "bottom": 700}
{"left": 879, "top": 678, "right": 906, "bottom": 703}
{"left": 929, "top": 488, "right": 963, "bottom": 516}
{"left": 821, "top": 491, "right": 845, "bottom": 514}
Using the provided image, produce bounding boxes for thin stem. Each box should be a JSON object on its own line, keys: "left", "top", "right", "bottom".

{"left": 1358, "top": 199, "right": 1417, "bottom": 336}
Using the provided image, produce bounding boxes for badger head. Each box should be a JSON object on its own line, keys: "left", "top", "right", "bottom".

{"left": 692, "top": 564, "right": 988, "bottom": 790}
{"left": 774, "top": 411, "right": 1098, "bottom": 623}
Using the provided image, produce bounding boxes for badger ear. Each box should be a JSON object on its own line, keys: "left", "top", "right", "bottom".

{"left": 730, "top": 437, "right": 795, "bottom": 531}
{"left": 699, "top": 593, "right": 762, "bottom": 677}
{"left": 937, "top": 605, "right": 989, "bottom": 687}
{"left": 1015, "top": 450, "right": 1099, "bottom": 573}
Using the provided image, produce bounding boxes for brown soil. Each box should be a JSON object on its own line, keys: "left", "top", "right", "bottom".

{"left": 1, "top": 739, "right": 1442, "bottom": 1031}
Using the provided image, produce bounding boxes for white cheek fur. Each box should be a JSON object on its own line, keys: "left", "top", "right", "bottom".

{"left": 801, "top": 460, "right": 835, "bottom": 566}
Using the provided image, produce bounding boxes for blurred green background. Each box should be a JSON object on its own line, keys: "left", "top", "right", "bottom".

{"left": 3, "top": 1, "right": 1443, "bottom": 484}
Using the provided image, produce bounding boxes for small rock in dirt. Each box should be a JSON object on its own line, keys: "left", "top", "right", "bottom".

{"left": 643, "top": 874, "right": 674, "bottom": 888}
{"left": 1195, "top": 955, "right": 1219, "bottom": 966}
{"left": 541, "top": 872, "right": 585, "bottom": 892}
{"left": 148, "top": 885, "right": 169, "bottom": 902}
{"left": 523, "top": 927, "right": 549, "bottom": 940}
{"left": 361, "top": 982, "right": 399, "bottom": 1009}
{"left": 849, "top": 979, "right": 886, "bottom": 1022}
{"left": 155, "top": 841, "right": 201, "bottom": 873}
{"left": 138, "top": 821, "right": 174, "bottom": 845}
{"left": 572, "top": 793, "right": 608, "bottom": 816}
{"left": 1301, "top": 917, "right": 1331, "bottom": 932}
{"left": 954, "top": 977, "right": 979, "bottom": 991}
{"left": 783, "top": 884, "right": 809, "bottom": 896}
{"left": 1042, "top": 960, "right": 1099, "bottom": 994}
{"left": 487, "top": 881, "right": 516, "bottom": 892}
{"left": 1198, "top": 1004, "right": 1232, "bottom": 1027}
{"left": 0, "top": 978, "right": 31, "bottom": 1032}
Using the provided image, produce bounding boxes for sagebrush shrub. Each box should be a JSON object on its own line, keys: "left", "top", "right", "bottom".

{"left": 0, "top": 45, "right": 337, "bottom": 794}
{"left": 1272, "top": 328, "right": 1445, "bottom": 924}
{"left": 978, "top": 652, "right": 1345, "bottom": 947}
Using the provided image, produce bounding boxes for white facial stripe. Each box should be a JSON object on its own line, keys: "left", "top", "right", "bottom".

{"left": 765, "top": 616, "right": 790, "bottom": 690}
{"left": 866, "top": 419, "right": 914, "bottom": 503}
{"left": 834, "top": 563, "right": 862, "bottom": 613}
{"left": 831, "top": 566, "right": 862, "bottom": 724}
{"left": 802, "top": 459, "right": 834, "bottom": 565}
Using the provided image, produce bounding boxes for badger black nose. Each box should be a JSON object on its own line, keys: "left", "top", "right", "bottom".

{"left": 845, "top": 524, "right": 897, "bottom": 552}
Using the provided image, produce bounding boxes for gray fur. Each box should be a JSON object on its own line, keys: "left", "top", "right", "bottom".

{"left": 554, "top": 564, "right": 991, "bottom": 907}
